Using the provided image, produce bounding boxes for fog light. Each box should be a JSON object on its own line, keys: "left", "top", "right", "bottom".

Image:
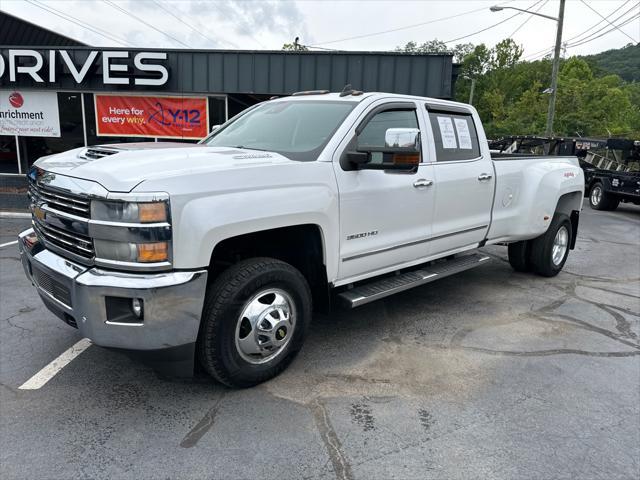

{"left": 132, "top": 298, "right": 143, "bottom": 318}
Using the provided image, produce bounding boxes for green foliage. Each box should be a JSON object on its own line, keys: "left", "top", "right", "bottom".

{"left": 582, "top": 43, "right": 640, "bottom": 83}
{"left": 282, "top": 42, "right": 308, "bottom": 51}
{"left": 447, "top": 39, "right": 640, "bottom": 139}
{"left": 395, "top": 39, "right": 473, "bottom": 62}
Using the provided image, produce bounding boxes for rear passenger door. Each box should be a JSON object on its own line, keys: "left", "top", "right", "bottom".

{"left": 426, "top": 104, "right": 494, "bottom": 255}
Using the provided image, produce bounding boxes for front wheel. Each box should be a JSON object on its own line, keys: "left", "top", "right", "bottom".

{"left": 197, "top": 257, "right": 311, "bottom": 388}
{"left": 529, "top": 213, "right": 572, "bottom": 277}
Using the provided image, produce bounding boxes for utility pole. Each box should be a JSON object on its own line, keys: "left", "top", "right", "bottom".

{"left": 468, "top": 78, "right": 477, "bottom": 105}
{"left": 545, "top": 0, "right": 566, "bottom": 137}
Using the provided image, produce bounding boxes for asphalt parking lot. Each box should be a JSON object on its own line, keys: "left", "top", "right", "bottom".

{"left": 1, "top": 200, "right": 639, "bottom": 480}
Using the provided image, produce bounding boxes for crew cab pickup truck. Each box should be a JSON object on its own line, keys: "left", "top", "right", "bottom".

{"left": 19, "top": 92, "right": 584, "bottom": 387}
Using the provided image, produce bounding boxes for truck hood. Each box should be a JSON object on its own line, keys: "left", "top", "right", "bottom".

{"left": 33, "top": 142, "right": 295, "bottom": 192}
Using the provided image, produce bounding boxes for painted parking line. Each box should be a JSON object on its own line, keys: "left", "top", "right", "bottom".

{"left": 0, "top": 212, "right": 31, "bottom": 219}
{"left": 0, "top": 240, "right": 19, "bottom": 248}
{"left": 19, "top": 338, "right": 92, "bottom": 390}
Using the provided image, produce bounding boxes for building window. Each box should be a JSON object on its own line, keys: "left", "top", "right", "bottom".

{"left": 83, "top": 93, "right": 156, "bottom": 146}
{"left": 21, "top": 93, "right": 85, "bottom": 170}
{"left": 0, "top": 136, "right": 18, "bottom": 174}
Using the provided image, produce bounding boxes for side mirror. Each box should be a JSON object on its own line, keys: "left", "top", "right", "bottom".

{"left": 348, "top": 128, "right": 421, "bottom": 170}
{"left": 384, "top": 128, "right": 420, "bottom": 151}
{"left": 211, "top": 125, "right": 221, "bottom": 133}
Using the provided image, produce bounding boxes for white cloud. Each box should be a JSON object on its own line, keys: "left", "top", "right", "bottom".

{"left": 3, "top": 0, "right": 637, "bottom": 57}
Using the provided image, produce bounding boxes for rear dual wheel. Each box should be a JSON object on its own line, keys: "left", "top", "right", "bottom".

{"left": 507, "top": 213, "right": 572, "bottom": 277}
{"left": 589, "top": 182, "right": 619, "bottom": 211}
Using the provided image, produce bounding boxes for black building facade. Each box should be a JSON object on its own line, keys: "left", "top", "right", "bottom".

{"left": 0, "top": 11, "right": 458, "bottom": 178}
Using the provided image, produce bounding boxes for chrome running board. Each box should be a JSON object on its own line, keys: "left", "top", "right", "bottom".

{"left": 337, "top": 253, "right": 490, "bottom": 308}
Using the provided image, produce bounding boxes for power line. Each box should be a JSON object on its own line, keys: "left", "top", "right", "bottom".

{"left": 579, "top": 0, "right": 638, "bottom": 44}
{"left": 309, "top": 1, "right": 517, "bottom": 47}
{"left": 563, "top": 0, "right": 633, "bottom": 45}
{"left": 101, "top": 0, "right": 192, "bottom": 48}
{"left": 23, "top": 0, "right": 131, "bottom": 47}
{"left": 567, "top": 13, "right": 640, "bottom": 48}
{"left": 565, "top": 6, "right": 639, "bottom": 47}
{"left": 149, "top": 0, "right": 238, "bottom": 49}
{"left": 525, "top": 11, "right": 639, "bottom": 62}
{"left": 523, "top": 1, "right": 638, "bottom": 60}
{"left": 509, "top": 0, "right": 548, "bottom": 37}
{"left": 442, "top": 0, "right": 543, "bottom": 44}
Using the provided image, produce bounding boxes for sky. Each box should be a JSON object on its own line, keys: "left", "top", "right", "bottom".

{"left": 1, "top": 0, "right": 638, "bottom": 60}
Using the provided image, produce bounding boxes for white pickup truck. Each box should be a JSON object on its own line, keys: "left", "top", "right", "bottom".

{"left": 19, "top": 91, "right": 584, "bottom": 387}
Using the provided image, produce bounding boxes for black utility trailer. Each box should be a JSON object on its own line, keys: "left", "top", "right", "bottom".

{"left": 489, "top": 136, "right": 640, "bottom": 211}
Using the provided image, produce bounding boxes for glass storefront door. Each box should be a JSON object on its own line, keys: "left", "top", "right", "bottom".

{"left": 0, "top": 136, "right": 18, "bottom": 174}
{"left": 21, "top": 92, "right": 84, "bottom": 171}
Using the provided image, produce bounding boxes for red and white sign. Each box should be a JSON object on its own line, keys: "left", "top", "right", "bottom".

{"left": 9, "top": 92, "right": 23, "bottom": 108}
{"left": 0, "top": 90, "right": 60, "bottom": 137}
{"left": 95, "top": 94, "right": 209, "bottom": 139}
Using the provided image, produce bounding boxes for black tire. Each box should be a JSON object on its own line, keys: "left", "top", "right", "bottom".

{"left": 530, "top": 213, "right": 572, "bottom": 277}
{"left": 589, "top": 182, "right": 619, "bottom": 211}
{"left": 197, "top": 257, "right": 311, "bottom": 388}
{"left": 507, "top": 241, "right": 532, "bottom": 272}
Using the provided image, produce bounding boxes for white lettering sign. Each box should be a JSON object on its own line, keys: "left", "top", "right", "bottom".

{"left": 9, "top": 50, "right": 44, "bottom": 83}
{"left": 59, "top": 50, "right": 98, "bottom": 83}
{"left": 0, "top": 90, "right": 60, "bottom": 137}
{"left": 0, "top": 50, "right": 169, "bottom": 86}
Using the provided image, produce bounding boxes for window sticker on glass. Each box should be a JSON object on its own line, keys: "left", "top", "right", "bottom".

{"left": 437, "top": 116, "right": 457, "bottom": 149}
{"left": 454, "top": 118, "right": 473, "bottom": 150}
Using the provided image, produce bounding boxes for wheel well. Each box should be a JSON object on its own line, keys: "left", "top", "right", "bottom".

{"left": 587, "top": 178, "right": 602, "bottom": 192}
{"left": 555, "top": 191, "right": 582, "bottom": 217}
{"left": 208, "top": 224, "right": 330, "bottom": 312}
{"left": 555, "top": 192, "right": 582, "bottom": 250}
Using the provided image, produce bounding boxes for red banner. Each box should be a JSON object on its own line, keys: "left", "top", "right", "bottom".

{"left": 95, "top": 95, "right": 209, "bottom": 139}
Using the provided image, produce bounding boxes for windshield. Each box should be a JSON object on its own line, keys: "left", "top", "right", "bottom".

{"left": 203, "top": 100, "right": 356, "bottom": 161}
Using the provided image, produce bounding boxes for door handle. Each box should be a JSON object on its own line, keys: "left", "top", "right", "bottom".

{"left": 413, "top": 179, "right": 433, "bottom": 188}
{"left": 477, "top": 173, "right": 493, "bottom": 181}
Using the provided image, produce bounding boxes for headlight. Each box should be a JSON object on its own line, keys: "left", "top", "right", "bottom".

{"left": 94, "top": 239, "right": 170, "bottom": 263}
{"left": 90, "top": 197, "right": 171, "bottom": 268}
{"left": 91, "top": 200, "right": 168, "bottom": 224}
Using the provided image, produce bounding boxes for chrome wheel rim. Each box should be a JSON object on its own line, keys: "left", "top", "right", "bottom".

{"left": 235, "top": 288, "right": 296, "bottom": 364}
{"left": 591, "top": 186, "right": 602, "bottom": 206}
{"left": 552, "top": 226, "right": 569, "bottom": 266}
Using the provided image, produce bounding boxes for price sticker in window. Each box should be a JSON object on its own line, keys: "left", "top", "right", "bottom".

{"left": 454, "top": 118, "right": 473, "bottom": 150}
{"left": 437, "top": 116, "right": 457, "bottom": 149}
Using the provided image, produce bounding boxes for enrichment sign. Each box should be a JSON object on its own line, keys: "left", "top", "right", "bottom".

{"left": 0, "top": 90, "right": 60, "bottom": 137}
{"left": 95, "top": 95, "right": 209, "bottom": 139}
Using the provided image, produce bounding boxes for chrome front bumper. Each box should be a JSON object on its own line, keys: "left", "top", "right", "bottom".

{"left": 18, "top": 228, "right": 208, "bottom": 352}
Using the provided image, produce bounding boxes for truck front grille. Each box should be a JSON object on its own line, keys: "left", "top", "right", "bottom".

{"left": 28, "top": 181, "right": 91, "bottom": 219}
{"left": 32, "top": 218, "right": 94, "bottom": 260}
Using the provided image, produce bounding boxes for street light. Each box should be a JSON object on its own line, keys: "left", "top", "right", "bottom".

{"left": 489, "top": 5, "right": 558, "bottom": 21}
{"left": 490, "top": 1, "right": 566, "bottom": 137}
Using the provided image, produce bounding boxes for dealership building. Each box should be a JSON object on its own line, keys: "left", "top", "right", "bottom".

{"left": 0, "top": 10, "right": 458, "bottom": 192}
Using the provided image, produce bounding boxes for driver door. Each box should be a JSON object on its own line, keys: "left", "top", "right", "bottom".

{"left": 333, "top": 101, "right": 436, "bottom": 284}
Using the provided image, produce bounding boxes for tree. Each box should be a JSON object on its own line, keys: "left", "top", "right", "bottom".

{"left": 395, "top": 39, "right": 472, "bottom": 62}
{"left": 282, "top": 37, "right": 308, "bottom": 51}
{"left": 392, "top": 37, "right": 638, "bottom": 138}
